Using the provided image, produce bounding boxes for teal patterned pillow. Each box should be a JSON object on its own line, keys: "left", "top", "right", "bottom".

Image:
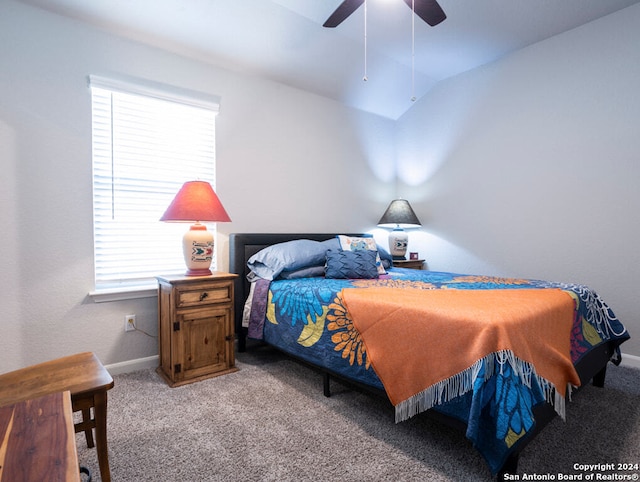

{"left": 325, "top": 249, "right": 379, "bottom": 279}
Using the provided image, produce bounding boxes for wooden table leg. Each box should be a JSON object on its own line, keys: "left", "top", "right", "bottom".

{"left": 81, "top": 406, "right": 95, "bottom": 448}
{"left": 94, "top": 390, "right": 112, "bottom": 482}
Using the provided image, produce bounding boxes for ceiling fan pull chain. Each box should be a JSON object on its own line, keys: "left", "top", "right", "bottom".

{"left": 411, "top": 0, "right": 416, "bottom": 101}
{"left": 363, "top": 0, "right": 368, "bottom": 81}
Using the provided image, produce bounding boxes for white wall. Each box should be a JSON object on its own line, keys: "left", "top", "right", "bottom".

{"left": 1, "top": 0, "right": 636, "bottom": 374}
{"left": 396, "top": 4, "right": 640, "bottom": 357}
{"left": 0, "top": 0, "right": 395, "bottom": 372}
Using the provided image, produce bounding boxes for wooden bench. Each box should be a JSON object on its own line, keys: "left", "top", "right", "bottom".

{"left": 0, "top": 352, "right": 114, "bottom": 482}
{"left": 0, "top": 391, "right": 80, "bottom": 482}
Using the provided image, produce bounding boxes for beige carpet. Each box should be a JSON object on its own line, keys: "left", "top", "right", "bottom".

{"left": 77, "top": 346, "right": 640, "bottom": 481}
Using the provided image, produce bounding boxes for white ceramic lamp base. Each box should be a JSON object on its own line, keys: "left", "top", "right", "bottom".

{"left": 388, "top": 229, "right": 408, "bottom": 260}
{"left": 183, "top": 223, "right": 214, "bottom": 276}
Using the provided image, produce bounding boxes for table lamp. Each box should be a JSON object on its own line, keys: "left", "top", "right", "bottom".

{"left": 160, "top": 181, "right": 231, "bottom": 276}
{"left": 377, "top": 199, "right": 421, "bottom": 260}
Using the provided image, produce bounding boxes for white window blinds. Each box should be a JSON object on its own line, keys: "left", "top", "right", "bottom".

{"left": 89, "top": 76, "right": 220, "bottom": 290}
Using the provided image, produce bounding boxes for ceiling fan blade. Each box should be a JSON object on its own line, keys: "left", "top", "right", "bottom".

{"left": 402, "top": 0, "right": 446, "bottom": 26}
{"left": 323, "top": 0, "right": 365, "bottom": 28}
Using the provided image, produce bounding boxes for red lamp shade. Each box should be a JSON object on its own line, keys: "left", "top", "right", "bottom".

{"left": 160, "top": 181, "right": 231, "bottom": 223}
{"left": 160, "top": 181, "right": 231, "bottom": 276}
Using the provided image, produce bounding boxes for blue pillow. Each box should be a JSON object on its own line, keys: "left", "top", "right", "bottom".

{"left": 377, "top": 244, "right": 393, "bottom": 269}
{"left": 337, "top": 235, "right": 386, "bottom": 274}
{"left": 277, "top": 265, "right": 326, "bottom": 280}
{"left": 325, "top": 249, "right": 379, "bottom": 279}
{"left": 247, "top": 239, "right": 335, "bottom": 280}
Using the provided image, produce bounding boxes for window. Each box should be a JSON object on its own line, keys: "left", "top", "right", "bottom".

{"left": 89, "top": 76, "right": 220, "bottom": 293}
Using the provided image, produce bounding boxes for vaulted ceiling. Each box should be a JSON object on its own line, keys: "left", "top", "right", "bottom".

{"left": 18, "top": 0, "right": 640, "bottom": 119}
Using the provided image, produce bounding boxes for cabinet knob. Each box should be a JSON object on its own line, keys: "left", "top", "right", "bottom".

{"left": 199, "top": 292, "right": 209, "bottom": 302}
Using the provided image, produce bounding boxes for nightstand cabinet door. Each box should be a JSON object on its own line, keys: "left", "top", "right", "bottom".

{"left": 175, "top": 306, "right": 232, "bottom": 380}
{"left": 157, "top": 273, "right": 239, "bottom": 387}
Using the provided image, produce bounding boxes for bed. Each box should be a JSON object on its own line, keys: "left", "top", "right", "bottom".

{"left": 229, "top": 233, "right": 630, "bottom": 479}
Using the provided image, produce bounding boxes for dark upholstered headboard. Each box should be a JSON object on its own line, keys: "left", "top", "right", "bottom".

{"left": 228, "top": 233, "right": 364, "bottom": 350}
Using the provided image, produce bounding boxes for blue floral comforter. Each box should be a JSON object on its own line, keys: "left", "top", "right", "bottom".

{"left": 246, "top": 268, "right": 629, "bottom": 474}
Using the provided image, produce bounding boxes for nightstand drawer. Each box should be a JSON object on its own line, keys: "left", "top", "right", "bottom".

{"left": 176, "top": 282, "right": 232, "bottom": 308}
{"left": 394, "top": 259, "right": 425, "bottom": 270}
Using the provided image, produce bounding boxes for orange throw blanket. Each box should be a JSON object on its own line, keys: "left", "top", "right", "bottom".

{"left": 341, "top": 287, "right": 581, "bottom": 422}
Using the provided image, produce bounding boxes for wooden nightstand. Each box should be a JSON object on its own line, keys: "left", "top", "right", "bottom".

{"left": 393, "top": 259, "right": 425, "bottom": 270}
{"left": 156, "top": 272, "right": 239, "bottom": 387}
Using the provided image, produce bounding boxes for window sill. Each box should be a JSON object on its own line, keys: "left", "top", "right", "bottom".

{"left": 89, "top": 285, "right": 158, "bottom": 303}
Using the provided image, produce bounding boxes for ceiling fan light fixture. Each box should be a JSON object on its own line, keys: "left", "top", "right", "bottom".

{"left": 323, "top": 0, "right": 446, "bottom": 29}
{"left": 324, "top": 0, "right": 446, "bottom": 100}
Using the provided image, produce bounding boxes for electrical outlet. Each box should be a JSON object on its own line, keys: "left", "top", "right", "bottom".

{"left": 125, "top": 314, "right": 136, "bottom": 332}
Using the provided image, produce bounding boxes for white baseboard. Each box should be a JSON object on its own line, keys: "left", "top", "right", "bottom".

{"left": 105, "top": 355, "right": 159, "bottom": 376}
{"left": 621, "top": 353, "right": 640, "bottom": 370}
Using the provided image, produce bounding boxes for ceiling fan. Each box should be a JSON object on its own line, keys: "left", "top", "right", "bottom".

{"left": 323, "top": 0, "right": 446, "bottom": 28}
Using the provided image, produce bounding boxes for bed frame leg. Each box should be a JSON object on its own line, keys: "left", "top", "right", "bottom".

{"left": 497, "top": 452, "right": 519, "bottom": 481}
{"left": 323, "top": 372, "right": 331, "bottom": 397}
{"left": 592, "top": 365, "right": 607, "bottom": 388}
{"left": 237, "top": 330, "right": 247, "bottom": 352}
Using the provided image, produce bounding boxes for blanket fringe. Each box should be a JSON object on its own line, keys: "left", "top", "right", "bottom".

{"left": 395, "top": 350, "right": 571, "bottom": 423}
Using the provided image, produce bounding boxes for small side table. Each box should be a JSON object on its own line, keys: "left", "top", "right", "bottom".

{"left": 394, "top": 259, "right": 425, "bottom": 270}
{"left": 0, "top": 352, "right": 114, "bottom": 482}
